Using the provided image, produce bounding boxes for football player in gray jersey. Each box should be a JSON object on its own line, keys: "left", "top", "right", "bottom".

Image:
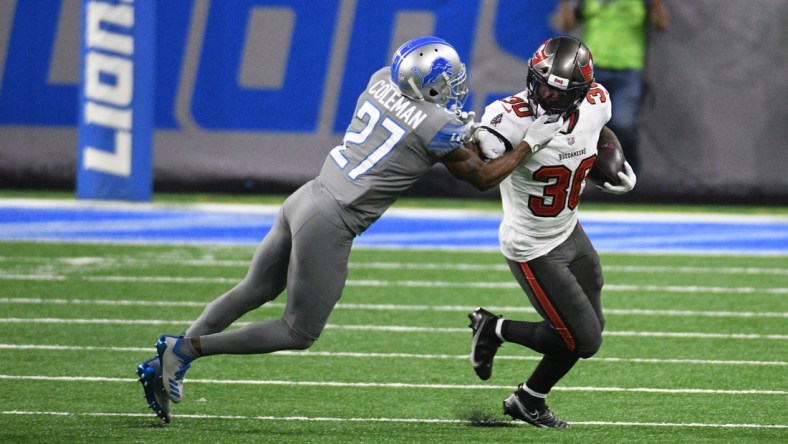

{"left": 136, "top": 36, "right": 565, "bottom": 423}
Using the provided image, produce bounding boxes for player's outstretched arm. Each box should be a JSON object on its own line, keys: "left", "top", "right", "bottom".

{"left": 442, "top": 114, "right": 563, "bottom": 191}
{"left": 440, "top": 140, "right": 532, "bottom": 191}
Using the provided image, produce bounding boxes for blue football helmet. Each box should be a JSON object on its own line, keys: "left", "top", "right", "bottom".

{"left": 390, "top": 36, "right": 468, "bottom": 109}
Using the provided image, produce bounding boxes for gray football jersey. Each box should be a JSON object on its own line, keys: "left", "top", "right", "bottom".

{"left": 318, "top": 67, "right": 466, "bottom": 234}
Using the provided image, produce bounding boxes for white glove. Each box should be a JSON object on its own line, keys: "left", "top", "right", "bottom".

{"left": 601, "top": 161, "right": 637, "bottom": 195}
{"left": 451, "top": 106, "right": 478, "bottom": 143}
{"left": 522, "top": 115, "right": 563, "bottom": 153}
{"left": 451, "top": 105, "right": 475, "bottom": 124}
{"left": 458, "top": 110, "right": 476, "bottom": 125}
{"left": 476, "top": 128, "right": 507, "bottom": 159}
{"left": 462, "top": 121, "right": 480, "bottom": 143}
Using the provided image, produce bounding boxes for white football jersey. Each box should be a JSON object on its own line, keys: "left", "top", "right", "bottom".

{"left": 479, "top": 84, "right": 612, "bottom": 261}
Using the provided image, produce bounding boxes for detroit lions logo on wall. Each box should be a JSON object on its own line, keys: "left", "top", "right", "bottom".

{"left": 412, "top": 57, "right": 453, "bottom": 88}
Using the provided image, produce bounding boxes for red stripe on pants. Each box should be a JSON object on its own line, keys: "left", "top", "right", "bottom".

{"left": 519, "top": 262, "right": 576, "bottom": 352}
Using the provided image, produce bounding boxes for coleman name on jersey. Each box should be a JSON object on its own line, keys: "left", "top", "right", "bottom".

{"left": 367, "top": 79, "right": 428, "bottom": 130}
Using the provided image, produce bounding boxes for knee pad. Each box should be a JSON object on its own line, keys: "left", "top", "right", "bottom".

{"left": 289, "top": 336, "right": 315, "bottom": 350}
{"left": 575, "top": 334, "right": 603, "bottom": 359}
{"left": 286, "top": 323, "right": 317, "bottom": 350}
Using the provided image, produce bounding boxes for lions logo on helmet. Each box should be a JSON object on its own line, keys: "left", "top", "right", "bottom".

{"left": 412, "top": 57, "right": 453, "bottom": 89}
{"left": 391, "top": 36, "right": 468, "bottom": 109}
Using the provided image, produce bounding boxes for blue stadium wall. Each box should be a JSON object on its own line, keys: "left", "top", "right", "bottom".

{"left": 0, "top": 0, "right": 786, "bottom": 203}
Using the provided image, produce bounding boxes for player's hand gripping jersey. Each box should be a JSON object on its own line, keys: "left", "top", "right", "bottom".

{"left": 319, "top": 67, "right": 468, "bottom": 234}
{"left": 478, "top": 84, "right": 612, "bottom": 261}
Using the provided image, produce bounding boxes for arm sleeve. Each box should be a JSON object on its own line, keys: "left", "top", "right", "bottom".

{"left": 426, "top": 121, "right": 466, "bottom": 157}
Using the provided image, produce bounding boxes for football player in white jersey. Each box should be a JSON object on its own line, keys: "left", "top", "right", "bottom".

{"left": 467, "top": 36, "right": 636, "bottom": 428}
{"left": 135, "top": 36, "right": 566, "bottom": 423}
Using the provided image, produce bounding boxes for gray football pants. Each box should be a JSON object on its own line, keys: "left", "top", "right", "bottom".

{"left": 503, "top": 223, "right": 604, "bottom": 394}
{"left": 184, "top": 180, "right": 355, "bottom": 355}
{"left": 507, "top": 223, "right": 605, "bottom": 358}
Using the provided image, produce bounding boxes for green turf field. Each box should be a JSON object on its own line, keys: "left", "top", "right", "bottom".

{"left": 1, "top": 239, "right": 786, "bottom": 442}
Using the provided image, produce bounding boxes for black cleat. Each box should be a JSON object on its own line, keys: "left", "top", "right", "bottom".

{"left": 136, "top": 356, "right": 171, "bottom": 423}
{"left": 468, "top": 307, "right": 503, "bottom": 380}
{"left": 503, "top": 390, "right": 571, "bottom": 429}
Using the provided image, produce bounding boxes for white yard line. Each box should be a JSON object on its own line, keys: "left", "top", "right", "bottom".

{"left": 0, "top": 375, "right": 785, "bottom": 396}
{"left": 0, "top": 343, "right": 783, "bottom": 367}
{"left": 2, "top": 409, "right": 785, "bottom": 429}
{"left": 2, "top": 272, "right": 786, "bottom": 294}
{"left": 1, "top": 297, "right": 785, "bottom": 318}
{"left": 2, "top": 256, "right": 787, "bottom": 275}
{"left": 0, "top": 317, "right": 784, "bottom": 340}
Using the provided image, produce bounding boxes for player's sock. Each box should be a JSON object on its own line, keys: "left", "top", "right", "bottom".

{"left": 521, "top": 352, "right": 579, "bottom": 405}
{"left": 179, "top": 336, "right": 202, "bottom": 359}
{"left": 517, "top": 384, "right": 547, "bottom": 410}
{"left": 494, "top": 318, "right": 505, "bottom": 342}
{"left": 502, "top": 319, "right": 571, "bottom": 355}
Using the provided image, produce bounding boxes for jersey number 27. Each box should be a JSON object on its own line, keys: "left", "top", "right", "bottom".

{"left": 330, "top": 100, "right": 407, "bottom": 180}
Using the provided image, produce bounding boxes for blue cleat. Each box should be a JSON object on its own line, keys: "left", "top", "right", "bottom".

{"left": 156, "top": 335, "right": 194, "bottom": 403}
{"left": 136, "top": 356, "right": 171, "bottom": 423}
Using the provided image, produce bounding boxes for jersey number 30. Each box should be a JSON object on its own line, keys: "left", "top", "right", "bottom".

{"left": 529, "top": 156, "right": 597, "bottom": 217}
{"left": 331, "top": 100, "right": 407, "bottom": 180}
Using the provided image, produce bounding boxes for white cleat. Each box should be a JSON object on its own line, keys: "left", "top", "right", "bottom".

{"left": 156, "top": 335, "right": 194, "bottom": 403}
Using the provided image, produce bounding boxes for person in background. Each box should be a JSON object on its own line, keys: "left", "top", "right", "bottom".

{"left": 135, "top": 35, "right": 564, "bottom": 424}
{"left": 554, "top": 0, "right": 669, "bottom": 173}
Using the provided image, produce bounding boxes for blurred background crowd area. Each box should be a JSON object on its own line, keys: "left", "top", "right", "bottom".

{"left": 0, "top": 0, "right": 786, "bottom": 204}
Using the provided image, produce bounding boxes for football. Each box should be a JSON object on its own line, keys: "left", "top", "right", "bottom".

{"left": 588, "top": 126, "right": 625, "bottom": 186}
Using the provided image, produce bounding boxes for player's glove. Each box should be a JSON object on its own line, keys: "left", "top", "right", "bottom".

{"left": 522, "top": 115, "right": 563, "bottom": 153}
{"left": 451, "top": 105, "right": 475, "bottom": 124}
{"left": 462, "top": 122, "right": 481, "bottom": 144}
{"left": 457, "top": 110, "right": 476, "bottom": 125}
{"left": 453, "top": 108, "right": 478, "bottom": 143}
{"left": 601, "top": 161, "right": 637, "bottom": 195}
